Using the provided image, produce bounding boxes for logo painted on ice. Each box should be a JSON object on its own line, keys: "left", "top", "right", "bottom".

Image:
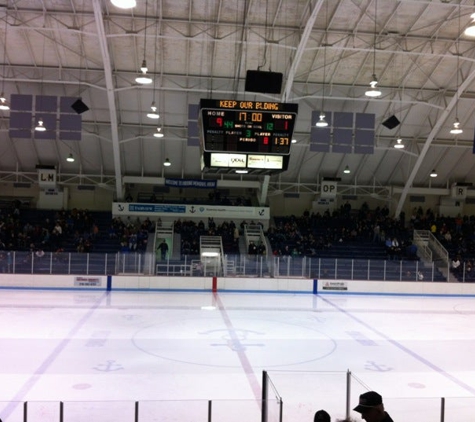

{"left": 365, "top": 360, "right": 392, "bottom": 372}
{"left": 200, "top": 328, "right": 264, "bottom": 352}
{"left": 93, "top": 360, "right": 124, "bottom": 372}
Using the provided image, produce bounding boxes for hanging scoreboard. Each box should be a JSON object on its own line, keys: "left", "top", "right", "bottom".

{"left": 199, "top": 99, "right": 298, "bottom": 172}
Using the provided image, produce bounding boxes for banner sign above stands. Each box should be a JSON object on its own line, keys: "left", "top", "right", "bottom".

{"left": 165, "top": 178, "right": 217, "bottom": 189}
{"left": 112, "top": 202, "right": 270, "bottom": 221}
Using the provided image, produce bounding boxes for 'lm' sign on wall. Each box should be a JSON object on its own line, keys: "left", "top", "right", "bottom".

{"left": 38, "top": 169, "right": 57, "bottom": 188}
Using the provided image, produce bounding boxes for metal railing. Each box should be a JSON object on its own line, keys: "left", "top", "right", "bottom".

{"left": 413, "top": 230, "right": 433, "bottom": 261}
{"left": 0, "top": 251, "right": 448, "bottom": 282}
{"left": 1, "top": 371, "right": 472, "bottom": 422}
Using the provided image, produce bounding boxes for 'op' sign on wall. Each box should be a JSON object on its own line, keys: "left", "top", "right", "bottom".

{"left": 38, "top": 168, "right": 57, "bottom": 188}
{"left": 321, "top": 180, "right": 337, "bottom": 198}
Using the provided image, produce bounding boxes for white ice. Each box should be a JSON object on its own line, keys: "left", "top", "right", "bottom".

{"left": 1, "top": 289, "right": 475, "bottom": 422}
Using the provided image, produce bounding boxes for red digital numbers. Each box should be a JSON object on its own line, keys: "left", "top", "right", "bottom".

{"left": 209, "top": 117, "right": 223, "bottom": 128}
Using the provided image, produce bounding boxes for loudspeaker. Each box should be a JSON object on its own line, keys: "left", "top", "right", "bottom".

{"left": 382, "top": 115, "right": 400, "bottom": 129}
{"left": 245, "top": 70, "right": 283, "bottom": 94}
{"left": 71, "top": 98, "right": 89, "bottom": 114}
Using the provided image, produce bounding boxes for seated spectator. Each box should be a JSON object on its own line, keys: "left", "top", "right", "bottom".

{"left": 282, "top": 245, "right": 291, "bottom": 256}
{"left": 444, "top": 231, "right": 452, "bottom": 243}
{"left": 120, "top": 241, "right": 130, "bottom": 253}
{"left": 465, "top": 260, "right": 473, "bottom": 279}
{"left": 108, "top": 225, "right": 117, "bottom": 238}
{"left": 248, "top": 240, "right": 257, "bottom": 256}
{"left": 391, "top": 237, "right": 401, "bottom": 259}
{"left": 406, "top": 242, "right": 418, "bottom": 260}
{"left": 257, "top": 241, "right": 266, "bottom": 255}
{"left": 385, "top": 237, "right": 393, "bottom": 259}
{"left": 452, "top": 256, "right": 461, "bottom": 274}
{"left": 192, "top": 261, "right": 203, "bottom": 276}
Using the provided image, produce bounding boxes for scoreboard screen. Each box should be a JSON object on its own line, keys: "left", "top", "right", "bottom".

{"left": 199, "top": 99, "right": 298, "bottom": 173}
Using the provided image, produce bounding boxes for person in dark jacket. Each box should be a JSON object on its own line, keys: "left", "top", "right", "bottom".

{"left": 158, "top": 240, "right": 169, "bottom": 260}
{"left": 353, "top": 391, "right": 394, "bottom": 422}
{"left": 314, "top": 409, "right": 331, "bottom": 422}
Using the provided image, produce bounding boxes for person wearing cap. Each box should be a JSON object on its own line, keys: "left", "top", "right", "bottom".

{"left": 353, "top": 391, "right": 394, "bottom": 422}
{"left": 314, "top": 409, "right": 331, "bottom": 422}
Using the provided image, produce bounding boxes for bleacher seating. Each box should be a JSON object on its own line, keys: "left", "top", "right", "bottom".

{"left": 270, "top": 213, "right": 399, "bottom": 261}
{"left": 4, "top": 203, "right": 474, "bottom": 283}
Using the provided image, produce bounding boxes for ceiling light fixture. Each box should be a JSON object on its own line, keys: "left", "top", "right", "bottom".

{"left": 147, "top": 102, "right": 160, "bottom": 119}
{"left": 464, "top": 13, "right": 475, "bottom": 37}
{"left": 291, "top": 139, "right": 297, "bottom": 144}
{"left": 136, "top": 61, "right": 152, "bottom": 85}
{"left": 35, "top": 29, "right": 47, "bottom": 134}
{"left": 451, "top": 5, "right": 463, "bottom": 135}
{"left": 343, "top": 165, "right": 350, "bottom": 174}
{"left": 0, "top": 9, "right": 10, "bottom": 111}
{"left": 35, "top": 118, "right": 46, "bottom": 132}
{"left": 135, "top": 0, "right": 152, "bottom": 85}
{"left": 0, "top": 94, "right": 9, "bottom": 111}
{"left": 66, "top": 153, "right": 75, "bottom": 162}
{"left": 394, "top": 138, "right": 404, "bottom": 149}
{"left": 365, "top": 1, "right": 382, "bottom": 98}
{"left": 365, "top": 75, "right": 382, "bottom": 97}
{"left": 111, "top": 0, "right": 136, "bottom": 8}
{"left": 153, "top": 127, "right": 164, "bottom": 138}
{"left": 430, "top": 169, "right": 437, "bottom": 178}
{"left": 316, "top": 113, "right": 328, "bottom": 127}
{"left": 163, "top": 158, "right": 171, "bottom": 167}
{"left": 235, "top": 169, "right": 248, "bottom": 174}
{"left": 317, "top": 5, "right": 329, "bottom": 128}
{"left": 147, "top": 20, "right": 164, "bottom": 134}
{"left": 450, "top": 118, "right": 463, "bottom": 135}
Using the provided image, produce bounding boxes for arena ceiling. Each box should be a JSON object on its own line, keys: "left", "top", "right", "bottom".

{"left": 1, "top": 0, "right": 475, "bottom": 211}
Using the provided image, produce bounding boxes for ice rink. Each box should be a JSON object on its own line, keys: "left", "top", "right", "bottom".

{"left": 1, "top": 288, "right": 475, "bottom": 422}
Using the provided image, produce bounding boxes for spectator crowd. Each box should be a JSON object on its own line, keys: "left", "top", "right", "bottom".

{"left": 2, "top": 198, "right": 475, "bottom": 281}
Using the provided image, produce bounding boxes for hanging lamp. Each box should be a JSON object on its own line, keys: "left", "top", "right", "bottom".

{"left": 135, "top": 0, "right": 152, "bottom": 85}
{"left": 35, "top": 118, "right": 46, "bottom": 132}
{"left": 394, "top": 138, "right": 404, "bottom": 149}
{"left": 451, "top": 4, "right": 463, "bottom": 135}
{"left": 0, "top": 8, "right": 10, "bottom": 111}
{"left": 147, "top": 102, "right": 160, "bottom": 119}
{"left": 111, "top": 0, "right": 136, "bottom": 8}
{"left": 365, "top": 1, "right": 382, "bottom": 98}
{"left": 464, "top": 13, "right": 475, "bottom": 37}
{"left": 317, "top": 6, "right": 329, "bottom": 128}
{"left": 153, "top": 127, "right": 164, "bottom": 138}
